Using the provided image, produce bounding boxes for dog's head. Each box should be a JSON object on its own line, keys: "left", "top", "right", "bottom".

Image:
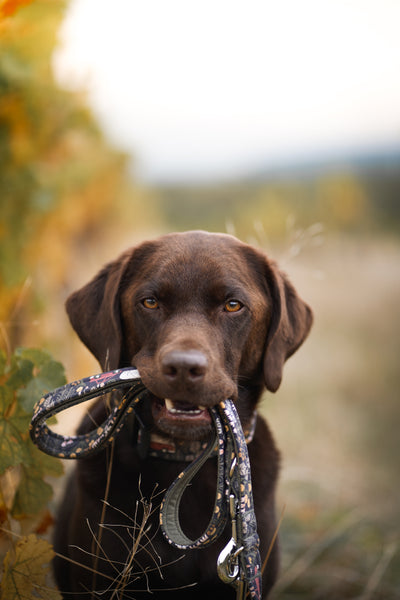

{"left": 66, "top": 231, "right": 312, "bottom": 440}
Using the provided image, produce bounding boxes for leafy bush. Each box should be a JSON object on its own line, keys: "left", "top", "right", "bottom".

{"left": 0, "top": 347, "right": 65, "bottom": 600}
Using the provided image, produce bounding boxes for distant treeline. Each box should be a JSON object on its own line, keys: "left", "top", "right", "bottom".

{"left": 157, "top": 157, "right": 400, "bottom": 239}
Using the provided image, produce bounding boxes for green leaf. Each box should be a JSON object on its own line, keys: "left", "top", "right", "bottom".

{"left": 0, "top": 347, "right": 65, "bottom": 522}
{"left": 5, "top": 358, "right": 33, "bottom": 393}
{"left": 15, "top": 347, "right": 52, "bottom": 369}
{"left": 17, "top": 363, "right": 65, "bottom": 412}
{"left": 16, "top": 349, "right": 66, "bottom": 412}
{"left": 11, "top": 464, "right": 54, "bottom": 520}
{"left": 8, "top": 439, "right": 63, "bottom": 518}
{"left": 10, "top": 442, "right": 63, "bottom": 520}
{"left": 0, "top": 401, "right": 31, "bottom": 473}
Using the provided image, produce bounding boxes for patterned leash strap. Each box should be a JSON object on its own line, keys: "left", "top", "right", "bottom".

{"left": 217, "top": 400, "right": 262, "bottom": 600}
{"left": 159, "top": 399, "right": 262, "bottom": 600}
{"left": 29, "top": 368, "right": 262, "bottom": 599}
{"left": 29, "top": 368, "right": 148, "bottom": 458}
{"left": 159, "top": 410, "right": 230, "bottom": 548}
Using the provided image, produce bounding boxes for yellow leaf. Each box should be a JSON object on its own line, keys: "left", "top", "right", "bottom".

{"left": 0, "top": 534, "right": 61, "bottom": 600}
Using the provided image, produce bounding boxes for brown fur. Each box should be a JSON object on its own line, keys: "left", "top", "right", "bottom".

{"left": 53, "top": 231, "right": 312, "bottom": 599}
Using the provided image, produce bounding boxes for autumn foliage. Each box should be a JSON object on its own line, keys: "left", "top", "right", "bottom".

{"left": 0, "top": 347, "right": 65, "bottom": 599}
{"left": 0, "top": 2, "right": 159, "bottom": 596}
{"left": 0, "top": 0, "right": 159, "bottom": 357}
{"left": 0, "top": 0, "right": 34, "bottom": 18}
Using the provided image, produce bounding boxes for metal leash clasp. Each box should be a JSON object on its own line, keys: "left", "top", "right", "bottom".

{"left": 217, "top": 458, "right": 246, "bottom": 599}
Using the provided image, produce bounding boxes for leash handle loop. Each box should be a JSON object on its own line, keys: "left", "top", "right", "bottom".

{"left": 159, "top": 411, "right": 229, "bottom": 549}
{"left": 29, "top": 368, "right": 146, "bottom": 458}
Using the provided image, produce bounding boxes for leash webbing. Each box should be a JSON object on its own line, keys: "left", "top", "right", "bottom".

{"left": 30, "top": 368, "right": 262, "bottom": 599}
{"left": 217, "top": 400, "right": 262, "bottom": 599}
{"left": 159, "top": 412, "right": 229, "bottom": 548}
{"left": 30, "top": 368, "right": 148, "bottom": 458}
{"left": 160, "top": 400, "right": 262, "bottom": 599}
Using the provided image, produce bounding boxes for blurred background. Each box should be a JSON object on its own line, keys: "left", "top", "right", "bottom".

{"left": 0, "top": 1, "right": 399, "bottom": 597}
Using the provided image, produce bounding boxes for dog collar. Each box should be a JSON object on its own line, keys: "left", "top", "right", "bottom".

{"left": 143, "top": 410, "right": 258, "bottom": 462}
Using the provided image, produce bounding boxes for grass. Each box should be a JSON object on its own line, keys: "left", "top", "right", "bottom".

{"left": 261, "top": 233, "right": 400, "bottom": 598}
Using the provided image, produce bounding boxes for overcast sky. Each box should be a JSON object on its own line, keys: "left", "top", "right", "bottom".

{"left": 53, "top": 0, "right": 400, "bottom": 183}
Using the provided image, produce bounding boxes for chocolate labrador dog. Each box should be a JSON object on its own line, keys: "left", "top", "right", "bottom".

{"left": 53, "top": 231, "right": 312, "bottom": 599}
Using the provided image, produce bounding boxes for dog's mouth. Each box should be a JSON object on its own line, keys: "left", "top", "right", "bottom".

{"left": 152, "top": 396, "right": 211, "bottom": 421}
{"left": 150, "top": 396, "right": 212, "bottom": 439}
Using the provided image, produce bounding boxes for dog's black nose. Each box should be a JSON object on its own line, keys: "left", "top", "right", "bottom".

{"left": 161, "top": 349, "right": 208, "bottom": 384}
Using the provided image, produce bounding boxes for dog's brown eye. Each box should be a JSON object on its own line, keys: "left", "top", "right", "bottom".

{"left": 224, "top": 300, "right": 243, "bottom": 313}
{"left": 143, "top": 297, "right": 159, "bottom": 309}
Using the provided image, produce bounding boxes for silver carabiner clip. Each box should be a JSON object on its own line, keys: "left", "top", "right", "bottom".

{"left": 217, "top": 539, "right": 246, "bottom": 600}
{"left": 217, "top": 536, "right": 240, "bottom": 583}
{"left": 217, "top": 493, "right": 243, "bottom": 585}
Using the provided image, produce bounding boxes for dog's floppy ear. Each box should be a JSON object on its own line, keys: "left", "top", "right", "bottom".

{"left": 263, "top": 260, "right": 313, "bottom": 393}
{"left": 66, "top": 251, "right": 132, "bottom": 370}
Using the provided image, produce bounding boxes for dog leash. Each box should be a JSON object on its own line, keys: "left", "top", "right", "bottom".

{"left": 160, "top": 400, "right": 262, "bottom": 600}
{"left": 30, "top": 369, "right": 147, "bottom": 458}
{"left": 30, "top": 368, "right": 262, "bottom": 599}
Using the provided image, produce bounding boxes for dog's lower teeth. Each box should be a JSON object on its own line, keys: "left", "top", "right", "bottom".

{"left": 164, "top": 399, "right": 204, "bottom": 415}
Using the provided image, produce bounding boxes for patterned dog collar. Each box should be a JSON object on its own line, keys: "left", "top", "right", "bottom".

{"left": 145, "top": 410, "right": 257, "bottom": 462}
